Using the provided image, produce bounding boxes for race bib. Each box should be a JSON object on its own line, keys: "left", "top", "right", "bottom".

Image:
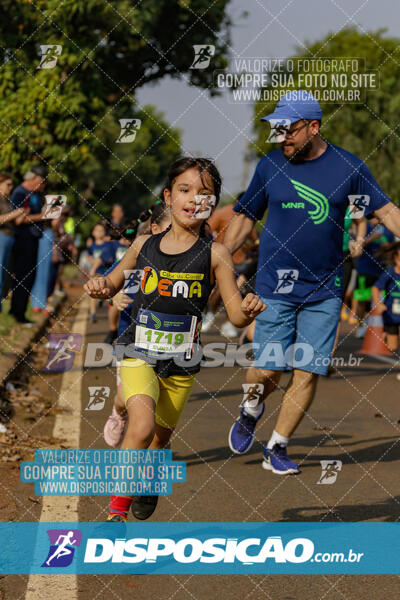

{"left": 134, "top": 309, "right": 198, "bottom": 359}
{"left": 392, "top": 298, "right": 400, "bottom": 315}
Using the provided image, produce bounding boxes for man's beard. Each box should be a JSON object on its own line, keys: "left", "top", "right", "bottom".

{"left": 282, "top": 139, "right": 313, "bottom": 163}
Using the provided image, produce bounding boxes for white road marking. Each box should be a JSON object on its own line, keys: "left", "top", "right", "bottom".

{"left": 25, "top": 296, "right": 89, "bottom": 599}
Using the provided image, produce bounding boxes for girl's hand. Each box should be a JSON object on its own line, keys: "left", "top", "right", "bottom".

{"left": 84, "top": 276, "right": 112, "bottom": 299}
{"left": 241, "top": 293, "right": 266, "bottom": 319}
{"left": 112, "top": 291, "right": 132, "bottom": 311}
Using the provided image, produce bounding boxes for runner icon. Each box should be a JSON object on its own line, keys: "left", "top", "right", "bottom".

{"left": 118, "top": 121, "right": 138, "bottom": 142}
{"left": 45, "top": 531, "right": 77, "bottom": 566}
{"left": 45, "top": 335, "right": 78, "bottom": 371}
{"left": 275, "top": 270, "right": 298, "bottom": 293}
{"left": 192, "top": 45, "right": 213, "bottom": 68}
{"left": 87, "top": 386, "right": 108, "bottom": 409}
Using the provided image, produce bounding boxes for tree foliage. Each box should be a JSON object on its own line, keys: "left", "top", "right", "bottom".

{"left": 0, "top": 0, "right": 232, "bottom": 226}
{"left": 251, "top": 28, "right": 400, "bottom": 203}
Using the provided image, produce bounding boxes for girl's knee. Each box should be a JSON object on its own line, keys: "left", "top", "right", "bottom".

{"left": 125, "top": 420, "right": 155, "bottom": 445}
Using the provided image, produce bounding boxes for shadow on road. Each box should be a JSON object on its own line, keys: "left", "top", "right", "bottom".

{"left": 281, "top": 495, "right": 400, "bottom": 522}
{"left": 175, "top": 435, "right": 400, "bottom": 467}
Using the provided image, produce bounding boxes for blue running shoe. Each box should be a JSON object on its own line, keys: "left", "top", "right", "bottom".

{"left": 262, "top": 443, "right": 299, "bottom": 475}
{"left": 228, "top": 404, "right": 265, "bottom": 454}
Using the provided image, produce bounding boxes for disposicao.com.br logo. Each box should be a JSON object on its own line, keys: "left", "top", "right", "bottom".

{"left": 83, "top": 535, "right": 363, "bottom": 566}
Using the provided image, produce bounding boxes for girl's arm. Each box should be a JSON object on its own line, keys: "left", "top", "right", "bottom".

{"left": 84, "top": 234, "right": 150, "bottom": 299}
{"left": 212, "top": 242, "right": 266, "bottom": 328}
{"left": 372, "top": 285, "right": 386, "bottom": 313}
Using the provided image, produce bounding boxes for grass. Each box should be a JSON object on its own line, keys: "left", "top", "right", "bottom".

{"left": 0, "top": 299, "right": 34, "bottom": 337}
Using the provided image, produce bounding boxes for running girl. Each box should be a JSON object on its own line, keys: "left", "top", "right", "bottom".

{"left": 103, "top": 202, "right": 171, "bottom": 447}
{"left": 372, "top": 242, "right": 400, "bottom": 363}
{"left": 84, "top": 157, "right": 266, "bottom": 522}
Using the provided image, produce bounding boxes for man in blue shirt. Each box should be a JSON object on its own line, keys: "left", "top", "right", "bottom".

{"left": 226, "top": 90, "right": 400, "bottom": 474}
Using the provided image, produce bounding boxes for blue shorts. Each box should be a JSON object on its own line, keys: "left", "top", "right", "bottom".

{"left": 253, "top": 297, "right": 342, "bottom": 376}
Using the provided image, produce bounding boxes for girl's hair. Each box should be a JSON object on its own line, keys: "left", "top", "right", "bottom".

{"left": 376, "top": 241, "right": 400, "bottom": 265}
{"left": 164, "top": 157, "right": 222, "bottom": 237}
{"left": 0, "top": 172, "right": 12, "bottom": 184}
{"left": 121, "top": 199, "right": 166, "bottom": 240}
{"left": 150, "top": 200, "right": 169, "bottom": 226}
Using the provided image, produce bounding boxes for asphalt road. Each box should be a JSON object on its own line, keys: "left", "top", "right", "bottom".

{"left": 3, "top": 297, "right": 400, "bottom": 599}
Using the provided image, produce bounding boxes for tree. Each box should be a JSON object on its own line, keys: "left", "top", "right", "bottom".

{"left": 0, "top": 0, "right": 232, "bottom": 224}
{"left": 251, "top": 27, "right": 400, "bottom": 202}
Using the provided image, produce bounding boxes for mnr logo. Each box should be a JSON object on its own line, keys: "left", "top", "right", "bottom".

{"left": 289, "top": 179, "right": 329, "bottom": 225}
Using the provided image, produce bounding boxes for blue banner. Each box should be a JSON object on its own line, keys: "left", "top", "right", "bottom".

{"left": 1, "top": 522, "right": 399, "bottom": 574}
{"left": 20, "top": 449, "right": 186, "bottom": 496}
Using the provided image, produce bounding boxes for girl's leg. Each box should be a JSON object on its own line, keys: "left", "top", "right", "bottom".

{"left": 130, "top": 374, "right": 195, "bottom": 521}
{"left": 103, "top": 387, "right": 127, "bottom": 448}
{"left": 149, "top": 424, "right": 174, "bottom": 449}
{"left": 108, "top": 359, "right": 159, "bottom": 521}
{"left": 121, "top": 394, "right": 156, "bottom": 449}
{"left": 108, "top": 394, "right": 155, "bottom": 521}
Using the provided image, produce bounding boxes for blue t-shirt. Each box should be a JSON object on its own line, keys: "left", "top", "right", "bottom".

{"left": 375, "top": 266, "right": 400, "bottom": 324}
{"left": 11, "top": 184, "right": 43, "bottom": 238}
{"left": 357, "top": 222, "right": 395, "bottom": 276}
{"left": 100, "top": 241, "right": 128, "bottom": 268}
{"left": 234, "top": 143, "right": 390, "bottom": 303}
{"left": 88, "top": 241, "right": 109, "bottom": 274}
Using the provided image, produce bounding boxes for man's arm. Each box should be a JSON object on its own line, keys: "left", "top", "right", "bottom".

{"left": 223, "top": 213, "right": 255, "bottom": 255}
{"left": 374, "top": 202, "right": 400, "bottom": 236}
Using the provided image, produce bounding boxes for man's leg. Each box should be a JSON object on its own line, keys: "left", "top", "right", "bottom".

{"left": 272, "top": 368, "right": 318, "bottom": 438}
{"left": 10, "top": 236, "right": 38, "bottom": 321}
{"left": 229, "top": 297, "right": 296, "bottom": 454}
{"left": 263, "top": 296, "right": 341, "bottom": 475}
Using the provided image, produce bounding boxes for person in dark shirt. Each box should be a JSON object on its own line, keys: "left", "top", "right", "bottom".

{"left": 0, "top": 173, "right": 26, "bottom": 311}
{"left": 372, "top": 242, "right": 400, "bottom": 369}
{"left": 9, "top": 164, "right": 50, "bottom": 324}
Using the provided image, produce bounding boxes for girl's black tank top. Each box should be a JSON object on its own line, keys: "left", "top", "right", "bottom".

{"left": 117, "top": 230, "right": 214, "bottom": 377}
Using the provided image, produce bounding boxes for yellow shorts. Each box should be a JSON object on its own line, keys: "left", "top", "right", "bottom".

{"left": 120, "top": 358, "right": 196, "bottom": 429}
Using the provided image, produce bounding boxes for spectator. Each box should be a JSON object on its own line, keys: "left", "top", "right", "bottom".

{"left": 47, "top": 210, "right": 75, "bottom": 305}
{"left": 87, "top": 222, "right": 108, "bottom": 322}
{"left": 106, "top": 203, "right": 125, "bottom": 239}
{"left": 31, "top": 220, "right": 54, "bottom": 313}
{"left": 0, "top": 173, "right": 25, "bottom": 311}
{"left": 9, "top": 165, "right": 49, "bottom": 324}
{"left": 111, "top": 203, "right": 125, "bottom": 229}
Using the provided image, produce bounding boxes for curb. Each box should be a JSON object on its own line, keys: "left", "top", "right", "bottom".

{"left": 0, "top": 296, "right": 65, "bottom": 390}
